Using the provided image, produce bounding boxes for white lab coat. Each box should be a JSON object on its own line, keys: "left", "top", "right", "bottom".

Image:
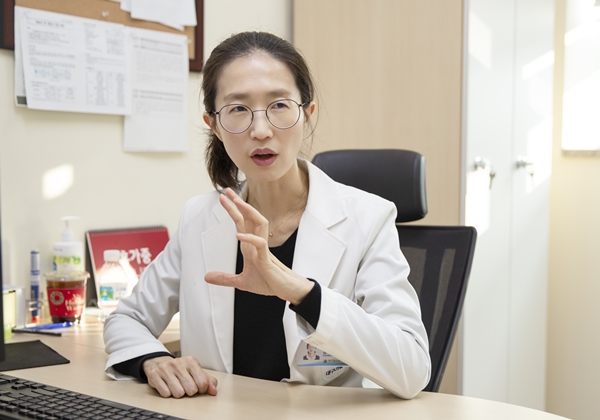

{"left": 104, "top": 160, "right": 431, "bottom": 399}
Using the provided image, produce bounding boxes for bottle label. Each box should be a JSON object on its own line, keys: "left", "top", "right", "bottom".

{"left": 52, "top": 255, "right": 83, "bottom": 272}
{"left": 99, "top": 284, "right": 127, "bottom": 301}
{"left": 99, "top": 285, "right": 113, "bottom": 301}
{"left": 47, "top": 286, "right": 86, "bottom": 319}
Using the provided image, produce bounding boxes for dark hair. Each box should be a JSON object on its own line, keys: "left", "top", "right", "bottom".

{"left": 202, "top": 31, "right": 316, "bottom": 191}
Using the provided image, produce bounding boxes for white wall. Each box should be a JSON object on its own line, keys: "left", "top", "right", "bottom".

{"left": 546, "top": 1, "right": 600, "bottom": 419}
{"left": 0, "top": 0, "right": 292, "bottom": 291}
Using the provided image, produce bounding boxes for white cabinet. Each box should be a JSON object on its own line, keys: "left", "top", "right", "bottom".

{"left": 461, "top": 0, "right": 554, "bottom": 410}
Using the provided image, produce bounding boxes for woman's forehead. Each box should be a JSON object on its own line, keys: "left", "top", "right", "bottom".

{"left": 216, "top": 53, "right": 299, "bottom": 102}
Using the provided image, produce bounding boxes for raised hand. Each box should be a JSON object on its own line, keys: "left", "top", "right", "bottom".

{"left": 204, "top": 188, "right": 313, "bottom": 305}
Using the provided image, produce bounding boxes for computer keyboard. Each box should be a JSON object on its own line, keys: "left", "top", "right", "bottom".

{"left": 0, "top": 373, "right": 184, "bottom": 420}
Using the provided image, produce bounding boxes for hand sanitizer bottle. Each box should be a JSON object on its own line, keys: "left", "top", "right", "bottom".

{"left": 52, "top": 216, "right": 84, "bottom": 273}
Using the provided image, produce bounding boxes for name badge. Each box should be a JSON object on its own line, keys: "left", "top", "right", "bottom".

{"left": 296, "top": 343, "right": 348, "bottom": 367}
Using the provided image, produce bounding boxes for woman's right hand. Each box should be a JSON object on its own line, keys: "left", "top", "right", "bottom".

{"left": 142, "top": 356, "right": 218, "bottom": 398}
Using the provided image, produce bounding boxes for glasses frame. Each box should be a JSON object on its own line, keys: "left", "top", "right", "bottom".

{"left": 211, "top": 99, "right": 307, "bottom": 134}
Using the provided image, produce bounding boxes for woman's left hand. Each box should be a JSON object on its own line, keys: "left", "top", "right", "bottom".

{"left": 204, "top": 188, "right": 313, "bottom": 305}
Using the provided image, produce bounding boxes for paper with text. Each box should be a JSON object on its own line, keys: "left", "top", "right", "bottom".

{"left": 13, "top": 7, "right": 26, "bottom": 106}
{"left": 16, "top": 7, "right": 131, "bottom": 115}
{"left": 130, "top": 0, "right": 197, "bottom": 31}
{"left": 124, "top": 28, "right": 189, "bottom": 152}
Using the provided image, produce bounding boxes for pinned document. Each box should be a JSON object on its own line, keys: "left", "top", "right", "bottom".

{"left": 14, "top": 6, "right": 190, "bottom": 152}
{"left": 16, "top": 7, "right": 131, "bottom": 115}
{"left": 124, "top": 28, "right": 189, "bottom": 152}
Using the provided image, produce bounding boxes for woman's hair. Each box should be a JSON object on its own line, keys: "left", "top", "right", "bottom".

{"left": 202, "top": 31, "right": 316, "bottom": 191}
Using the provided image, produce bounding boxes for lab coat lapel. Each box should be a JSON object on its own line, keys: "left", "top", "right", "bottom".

{"left": 283, "top": 161, "right": 348, "bottom": 373}
{"left": 292, "top": 161, "right": 348, "bottom": 286}
{"left": 203, "top": 199, "right": 237, "bottom": 373}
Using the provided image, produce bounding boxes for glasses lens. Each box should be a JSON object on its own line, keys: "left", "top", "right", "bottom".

{"left": 266, "top": 100, "right": 301, "bottom": 129}
{"left": 219, "top": 104, "right": 252, "bottom": 133}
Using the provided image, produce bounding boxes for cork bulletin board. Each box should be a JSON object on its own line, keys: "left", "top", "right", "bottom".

{"left": 0, "top": 0, "right": 204, "bottom": 71}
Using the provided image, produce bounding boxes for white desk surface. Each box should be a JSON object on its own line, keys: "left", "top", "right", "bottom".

{"left": 4, "top": 314, "right": 569, "bottom": 420}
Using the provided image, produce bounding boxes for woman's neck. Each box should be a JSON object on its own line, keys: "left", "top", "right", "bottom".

{"left": 246, "top": 161, "right": 309, "bottom": 223}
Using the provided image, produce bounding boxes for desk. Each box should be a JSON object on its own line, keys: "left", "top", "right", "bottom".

{"left": 5, "top": 315, "right": 568, "bottom": 420}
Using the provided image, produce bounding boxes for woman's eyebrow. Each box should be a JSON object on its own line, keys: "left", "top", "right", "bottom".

{"left": 222, "top": 89, "right": 294, "bottom": 103}
{"left": 265, "top": 89, "right": 293, "bottom": 98}
{"left": 223, "top": 92, "right": 250, "bottom": 102}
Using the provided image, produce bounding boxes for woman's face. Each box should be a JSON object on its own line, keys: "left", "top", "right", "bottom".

{"left": 204, "top": 52, "right": 314, "bottom": 186}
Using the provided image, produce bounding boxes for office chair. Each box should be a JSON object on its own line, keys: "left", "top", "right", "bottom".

{"left": 312, "top": 149, "right": 477, "bottom": 393}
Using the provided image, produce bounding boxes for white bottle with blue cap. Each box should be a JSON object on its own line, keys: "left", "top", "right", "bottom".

{"left": 97, "top": 249, "right": 129, "bottom": 322}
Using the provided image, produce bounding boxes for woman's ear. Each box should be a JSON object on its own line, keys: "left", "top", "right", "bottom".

{"left": 203, "top": 112, "right": 222, "bottom": 141}
{"left": 304, "top": 102, "right": 316, "bottom": 122}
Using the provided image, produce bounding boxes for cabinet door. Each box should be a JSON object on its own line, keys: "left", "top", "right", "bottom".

{"left": 463, "top": 0, "right": 515, "bottom": 403}
{"left": 462, "top": 0, "right": 553, "bottom": 410}
{"left": 508, "top": 0, "right": 554, "bottom": 409}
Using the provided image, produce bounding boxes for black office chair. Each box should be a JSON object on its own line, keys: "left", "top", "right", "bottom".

{"left": 312, "top": 149, "right": 477, "bottom": 393}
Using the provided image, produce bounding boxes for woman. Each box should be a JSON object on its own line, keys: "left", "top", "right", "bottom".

{"left": 103, "top": 31, "right": 430, "bottom": 400}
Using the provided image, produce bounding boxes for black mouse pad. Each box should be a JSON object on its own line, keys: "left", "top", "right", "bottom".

{"left": 0, "top": 340, "right": 70, "bottom": 372}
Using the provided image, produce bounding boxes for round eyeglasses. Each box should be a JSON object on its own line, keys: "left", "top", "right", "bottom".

{"left": 211, "top": 99, "right": 307, "bottom": 134}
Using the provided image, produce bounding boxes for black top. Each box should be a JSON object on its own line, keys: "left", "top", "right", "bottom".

{"left": 113, "top": 229, "right": 322, "bottom": 382}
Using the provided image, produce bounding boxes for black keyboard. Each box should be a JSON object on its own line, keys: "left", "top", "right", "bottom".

{"left": 0, "top": 373, "right": 184, "bottom": 420}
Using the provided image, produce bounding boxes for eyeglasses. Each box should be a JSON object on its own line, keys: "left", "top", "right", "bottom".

{"left": 211, "top": 99, "right": 307, "bottom": 134}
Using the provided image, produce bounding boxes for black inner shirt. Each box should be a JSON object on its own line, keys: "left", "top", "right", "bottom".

{"left": 232, "top": 229, "right": 298, "bottom": 381}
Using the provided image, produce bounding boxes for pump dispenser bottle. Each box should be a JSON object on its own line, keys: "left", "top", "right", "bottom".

{"left": 52, "top": 216, "right": 84, "bottom": 273}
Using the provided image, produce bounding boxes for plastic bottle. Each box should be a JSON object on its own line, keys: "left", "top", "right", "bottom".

{"left": 97, "top": 250, "right": 129, "bottom": 322}
{"left": 52, "top": 216, "right": 84, "bottom": 273}
{"left": 119, "top": 257, "right": 139, "bottom": 296}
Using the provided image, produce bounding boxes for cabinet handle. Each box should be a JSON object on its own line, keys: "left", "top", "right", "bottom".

{"left": 474, "top": 157, "right": 496, "bottom": 189}
{"left": 516, "top": 155, "right": 534, "bottom": 176}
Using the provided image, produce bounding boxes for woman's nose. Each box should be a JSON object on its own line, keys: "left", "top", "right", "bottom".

{"left": 249, "top": 110, "right": 273, "bottom": 139}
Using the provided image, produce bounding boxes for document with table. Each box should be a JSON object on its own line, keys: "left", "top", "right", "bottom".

{"left": 13, "top": 6, "right": 189, "bottom": 152}
{"left": 1, "top": 314, "right": 570, "bottom": 420}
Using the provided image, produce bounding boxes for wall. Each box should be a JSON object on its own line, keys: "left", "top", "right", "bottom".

{"left": 0, "top": 0, "right": 292, "bottom": 289}
{"left": 293, "top": 0, "right": 463, "bottom": 226}
{"left": 293, "top": 0, "right": 464, "bottom": 394}
{"left": 546, "top": 0, "right": 600, "bottom": 419}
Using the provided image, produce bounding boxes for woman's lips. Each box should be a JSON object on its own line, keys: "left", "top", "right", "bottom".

{"left": 251, "top": 153, "right": 277, "bottom": 166}
{"left": 251, "top": 148, "right": 277, "bottom": 166}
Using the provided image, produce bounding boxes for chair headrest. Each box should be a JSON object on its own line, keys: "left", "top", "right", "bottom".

{"left": 312, "top": 149, "right": 428, "bottom": 223}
